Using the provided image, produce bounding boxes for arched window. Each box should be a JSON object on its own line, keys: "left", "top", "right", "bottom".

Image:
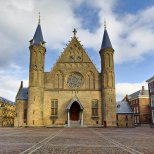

{"left": 86, "top": 72, "right": 95, "bottom": 89}
{"left": 109, "top": 53, "right": 113, "bottom": 67}
{"left": 105, "top": 53, "right": 110, "bottom": 67}
{"left": 104, "top": 72, "right": 108, "bottom": 87}
{"left": 54, "top": 71, "right": 63, "bottom": 89}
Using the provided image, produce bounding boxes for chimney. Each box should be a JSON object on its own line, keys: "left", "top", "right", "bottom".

{"left": 142, "top": 86, "right": 144, "bottom": 95}
{"left": 20, "top": 81, "right": 23, "bottom": 88}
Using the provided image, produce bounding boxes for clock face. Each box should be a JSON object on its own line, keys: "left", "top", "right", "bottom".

{"left": 67, "top": 73, "right": 83, "bottom": 88}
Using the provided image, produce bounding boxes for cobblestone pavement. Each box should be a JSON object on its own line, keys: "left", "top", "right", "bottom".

{"left": 0, "top": 127, "right": 153, "bottom": 154}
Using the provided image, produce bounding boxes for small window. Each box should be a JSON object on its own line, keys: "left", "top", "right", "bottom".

{"left": 151, "top": 96, "right": 154, "bottom": 107}
{"left": 149, "top": 82, "right": 154, "bottom": 93}
{"left": 126, "top": 122, "right": 128, "bottom": 127}
{"left": 125, "top": 115, "right": 128, "bottom": 121}
{"left": 117, "top": 104, "right": 120, "bottom": 108}
{"left": 136, "top": 106, "right": 139, "bottom": 113}
{"left": 24, "top": 109, "right": 27, "bottom": 119}
{"left": 137, "top": 116, "right": 140, "bottom": 123}
{"left": 51, "top": 100, "right": 58, "bottom": 116}
{"left": 92, "top": 100, "right": 98, "bottom": 117}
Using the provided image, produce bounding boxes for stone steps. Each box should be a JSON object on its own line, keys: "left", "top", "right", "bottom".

{"left": 70, "top": 120, "right": 81, "bottom": 127}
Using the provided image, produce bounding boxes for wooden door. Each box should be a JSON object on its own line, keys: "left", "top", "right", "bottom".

{"left": 70, "top": 102, "right": 80, "bottom": 121}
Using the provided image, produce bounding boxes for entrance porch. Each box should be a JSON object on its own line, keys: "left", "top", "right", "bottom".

{"left": 66, "top": 97, "right": 84, "bottom": 127}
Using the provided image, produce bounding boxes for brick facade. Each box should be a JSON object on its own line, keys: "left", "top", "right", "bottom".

{"left": 146, "top": 76, "right": 154, "bottom": 127}
{"left": 128, "top": 86, "right": 150, "bottom": 126}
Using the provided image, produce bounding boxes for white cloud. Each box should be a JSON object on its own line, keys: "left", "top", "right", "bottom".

{"left": 0, "top": 0, "right": 154, "bottom": 101}
{"left": 116, "top": 82, "right": 148, "bottom": 101}
{"left": 0, "top": 75, "right": 28, "bottom": 101}
{"left": 1, "top": 0, "right": 154, "bottom": 65}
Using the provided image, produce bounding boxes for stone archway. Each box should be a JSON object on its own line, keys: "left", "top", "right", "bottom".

{"left": 70, "top": 101, "right": 81, "bottom": 121}
{"left": 66, "top": 96, "right": 84, "bottom": 127}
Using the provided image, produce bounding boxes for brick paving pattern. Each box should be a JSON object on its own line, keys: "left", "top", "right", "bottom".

{"left": 0, "top": 127, "right": 153, "bottom": 154}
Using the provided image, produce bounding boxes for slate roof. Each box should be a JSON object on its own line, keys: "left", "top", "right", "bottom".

{"left": 32, "top": 24, "right": 44, "bottom": 45}
{"left": 16, "top": 87, "right": 28, "bottom": 100}
{"left": 101, "top": 29, "right": 112, "bottom": 49}
{"left": 128, "top": 90, "right": 149, "bottom": 100}
{"left": 0, "top": 96, "right": 14, "bottom": 104}
{"left": 116, "top": 101, "right": 133, "bottom": 114}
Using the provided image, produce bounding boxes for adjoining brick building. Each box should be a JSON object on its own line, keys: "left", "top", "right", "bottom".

{"left": 0, "top": 96, "right": 15, "bottom": 127}
{"left": 146, "top": 76, "right": 154, "bottom": 127}
{"left": 14, "top": 19, "right": 117, "bottom": 127}
{"left": 116, "top": 100, "right": 134, "bottom": 128}
{"left": 127, "top": 86, "right": 150, "bottom": 126}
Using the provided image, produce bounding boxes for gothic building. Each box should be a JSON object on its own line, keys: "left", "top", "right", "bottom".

{"left": 14, "top": 20, "right": 116, "bottom": 127}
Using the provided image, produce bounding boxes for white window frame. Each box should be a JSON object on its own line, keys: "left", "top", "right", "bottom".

{"left": 151, "top": 96, "right": 154, "bottom": 107}
{"left": 149, "top": 82, "right": 154, "bottom": 93}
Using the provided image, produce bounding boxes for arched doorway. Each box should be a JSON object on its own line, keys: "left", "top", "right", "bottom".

{"left": 66, "top": 96, "right": 84, "bottom": 126}
{"left": 70, "top": 101, "right": 80, "bottom": 121}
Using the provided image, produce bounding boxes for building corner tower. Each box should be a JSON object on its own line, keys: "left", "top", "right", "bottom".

{"left": 99, "top": 25, "right": 116, "bottom": 127}
{"left": 27, "top": 18, "right": 46, "bottom": 126}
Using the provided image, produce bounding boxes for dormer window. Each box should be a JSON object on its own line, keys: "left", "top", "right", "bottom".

{"left": 117, "top": 104, "right": 120, "bottom": 108}
{"left": 29, "top": 39, "right": 34, "bottom": 46}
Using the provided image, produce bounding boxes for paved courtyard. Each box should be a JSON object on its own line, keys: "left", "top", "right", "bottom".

{"left": 0, "top": 127, "right": 154, "bottom": 154}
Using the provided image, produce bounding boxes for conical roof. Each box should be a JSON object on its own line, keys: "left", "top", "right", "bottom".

{"left": 101, "top": 29, "right": 112, "bottom": 49}
{"left": 32, "top": 23, "right": 44, "bottom": 45}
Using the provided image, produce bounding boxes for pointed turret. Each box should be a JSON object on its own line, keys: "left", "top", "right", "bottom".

{"left": 99, "top": 22, "right": 116, "bottom": 127}
{"left": 27, "top": 13, "right": 46, "bottom": 126}
{"left": 32, "top": 24, "right": 44, "bottom": 45}
{"left": 100, "top": 29, "right": 112, "bottom": 50}
{"left": 30, "top": 13, "right": 45, "bottom": 46}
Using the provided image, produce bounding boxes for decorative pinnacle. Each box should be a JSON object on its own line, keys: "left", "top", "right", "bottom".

{"left": 73, "top": 28, "right": 77, "bottom": 37}
{"left": 38, "top": 12, "right": 40, "bottom": 24}
{"left": 104, "top": 18, "right": 106, "bottom": 30}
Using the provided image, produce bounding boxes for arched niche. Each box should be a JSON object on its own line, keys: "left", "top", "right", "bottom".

{"left": 54, "top": 71, "right": 63, "bottom": 89}
{"left": 86, "top": 71, "right": 95, "bottom": 89}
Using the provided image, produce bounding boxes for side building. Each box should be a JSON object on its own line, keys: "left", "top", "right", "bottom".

{"left": 146, "top": 76, "right": 154, "bottom": 127}
{"left": 116, "top": 100, "right": 134, "bottom": 128}
{"left": 0, "top": 96, "right": 15, "bottom": 126}
{"left": 127, "top": 86, "right": 150, "bottom": 126}
{"left": 14, "top": 81, "right": 28, "bottom": 127}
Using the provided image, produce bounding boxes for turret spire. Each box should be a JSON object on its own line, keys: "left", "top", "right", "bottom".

{"left": 30, "top": 14, "right": 45, "bottom": 46}
{"left": 104, "top": 18, "right": 106, "bottom": 30}
{"left": 38, "top": 12, "right": 40, "bottom": 24}
{"left": 100, "top": 21, "right": 112, "bottom": 50}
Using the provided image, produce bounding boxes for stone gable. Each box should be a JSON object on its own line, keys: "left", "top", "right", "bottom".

{"left": 45, "top": 36, "right": 101, "bottom": 90}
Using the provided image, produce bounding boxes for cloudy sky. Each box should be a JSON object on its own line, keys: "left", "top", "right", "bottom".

{"left": 0, "top": 0, "right": 154, "bottom": 101}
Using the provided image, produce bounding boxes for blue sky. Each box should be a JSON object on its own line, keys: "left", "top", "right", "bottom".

{"left": 0, "top": 0, "right": 154, "bottom": 101}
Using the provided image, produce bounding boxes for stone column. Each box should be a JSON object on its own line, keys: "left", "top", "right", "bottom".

{"left": 67, "top": 111, "right": 70, "bottom": 127}
{"left": 81, "top": 110, "right": 83, "bottom": 126}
